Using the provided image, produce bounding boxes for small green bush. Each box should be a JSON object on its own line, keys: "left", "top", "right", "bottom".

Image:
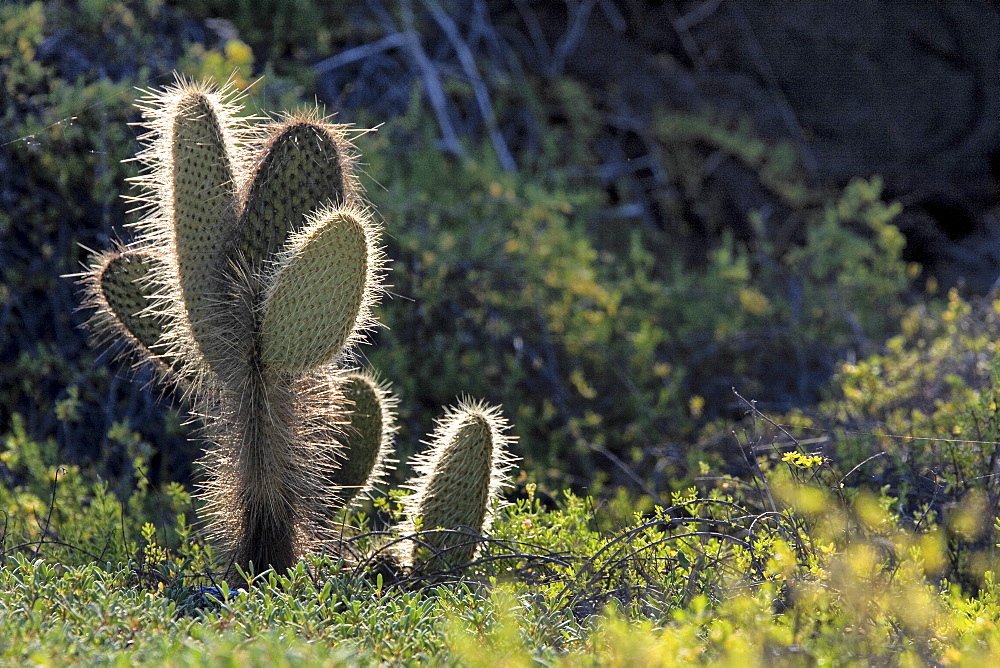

{"left": 0, "top": 413, "right": 203, "bottom": 570}
{"left": 360, "top": 102, "right": 913, "bottom": 492}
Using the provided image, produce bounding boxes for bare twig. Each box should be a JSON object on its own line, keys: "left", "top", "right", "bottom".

{"left": 838, "top": 451, "right": 887, "bottom": 487}
{"left": 32, "top": 466, "right": 62, "bottom": 560}
{"left": 586, "top": 440, "right": 657, "bottom": 497}
{"left": 312, "top": 33, "right": 409, "bottom": 74}
{"left": 733, "top": 424, "right": 777, "bottom": 513}
{"left": 676, "top": 0, "right": 725, "bottom": 32}
{"left": 597, "top": 0, "right": 625, "bottom": 32}
{"left": 665, "top": 3, "right": 706, "bottom": 70}
{"left": 734, "top": 387, "right": 801, "bottom": 449}
{"left": 423, "top": 0, "right": 517, "bottom": 171}
{"left": 400, "top": 0, "right": 464, "bottom": 157}
{"left": 512, "top": 0, "right": 552, "bottom": 66}
{"left": 550, "top": 0, "right": 598, "bottom": 76}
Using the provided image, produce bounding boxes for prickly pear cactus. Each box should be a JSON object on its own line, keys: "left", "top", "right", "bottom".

{"left": 80, "top": 77, "right": 518, "bottom": 581}
{"left": 398, "top": 401, "right": 516, "bottom": 570}
{"left": 82, "top": 79, "right": 383, "bottom": 577}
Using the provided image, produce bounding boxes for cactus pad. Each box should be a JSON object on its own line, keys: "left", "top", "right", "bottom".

{"left": 235, "top": 119, "right": 355, "bottom": 272}
{"left": 402, "top": 402, "right": 517, "bottom": 568}
{"left": 260, "top": 206, "right": 381, "bottom": 375}
{"left": 169, "top": 93, "right": 239, "bottom": 367}
{"left": 330, "top": 371, "right": 398, "bottom": 505}
{"left": 91, "top": 249, "right": 162, "bottom": 354}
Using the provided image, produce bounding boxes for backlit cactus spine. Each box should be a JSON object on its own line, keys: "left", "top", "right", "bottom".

{"left": 81, "top": 77, "right": 518, "bottom": 579}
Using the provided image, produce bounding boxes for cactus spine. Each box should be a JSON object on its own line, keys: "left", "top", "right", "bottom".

{"left": 81, "top": 77, "right": 518, "bottom": 580}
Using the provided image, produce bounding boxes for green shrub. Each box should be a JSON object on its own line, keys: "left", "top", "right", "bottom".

{"left": 359, "top": 100, "right": 913, "bottom": 493}
{"left": 821, "top": 291, "right": 1000, "bottom": 583}
{"left": 0, "top": 1, "right": 182, "bottom": 480}
{"left": 0, "top": 413, "right": 202, "bottom": 570}
{"left": 5, "top": 449, "right": 1000, "bottom": 665}
{"left": 1, "top": 1, "right": 917, "bottom": 503}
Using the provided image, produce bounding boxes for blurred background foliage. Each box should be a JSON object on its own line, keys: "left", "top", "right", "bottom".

{"left": 3, "top": 0, "right": 1000, "bottom": 535}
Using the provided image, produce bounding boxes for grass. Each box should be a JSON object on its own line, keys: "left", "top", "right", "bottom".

{"left": 4, "top": 424, "right": 1000, "bottom": 665}
{"left": 5, "top": 296, "right": 1000, "bottom": 665}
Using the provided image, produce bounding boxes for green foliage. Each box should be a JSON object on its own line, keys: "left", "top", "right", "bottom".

{"left": 0, "top": 414, "right": 201, "bottom": 570}
{"left": 171, "top": 0, "right": 348, "bottom": 67}
{"left": 641, "top": 113, "right": 912, "bottom": 412}
{"left": 4, "top": 376, "right": 1000, "bottom": 663}
{"left": 0, "top": 0, "right": 199, "bottom": 483}
{"left": 362, "top": 131, "right": 630, "bottom": 485}
{"left": 360, "top": 101, "right": 913, "bottom": 491}
{"left": 813, "top": 291, "right": 1000, "bottom": 581}
{"left": 5, "top": 448, "right": 1000, "bottom": 664}
{"left": 655, "top": 111, "right": 812, "bottom": 207}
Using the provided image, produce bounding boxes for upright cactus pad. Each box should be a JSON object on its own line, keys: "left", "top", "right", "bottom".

{"left": 129, "top": 80, "right": 249, "bottom": 383}
{"left": 329, "top": 371, "right": 398, "bottom": 506}
{"left": 400, "top": 401, "right": 517, "bottom": 569}
{"left": 169, "top": 92, "right": 238, "bottom": 364}
{"left": 236, "top": 115, "right": 357, "bottom": 271}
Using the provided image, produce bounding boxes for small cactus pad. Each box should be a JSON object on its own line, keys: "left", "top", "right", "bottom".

{"left": 93, "top": 250, "right": 163, "bottom": 354}
{"left": 403, "top": 402, "right": 516, "bottom": 567}
{"left": 330, "top": 371, "right": 397, "bottom": 504}
{"left": 260, "top": 206, "right": 378, "bottom": 375}
{"left": 235, "top": 120, "right": 354, "bottom": 272}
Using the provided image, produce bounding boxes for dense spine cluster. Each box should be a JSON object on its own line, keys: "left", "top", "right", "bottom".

{"left": 81, "top": 78, "right": 517, "bottom": 580}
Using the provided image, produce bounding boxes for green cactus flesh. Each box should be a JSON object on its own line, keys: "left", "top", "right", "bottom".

{"left": 260, "top": 207, "right": 370, "bottom": 375}
{"left": 330, "top": 372, "right": 394, "bottom": 505}
{"left": 96, "top": 250, "right": 163, "bottom": 353}
{"left": 170, "top": 93, "right": 237, "bottom": 369}
{"left": 405, "top": 405, "right": 513, "bottom": 568}
{"left": 235, "top": 122, "right": 350, "bottom": 273}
